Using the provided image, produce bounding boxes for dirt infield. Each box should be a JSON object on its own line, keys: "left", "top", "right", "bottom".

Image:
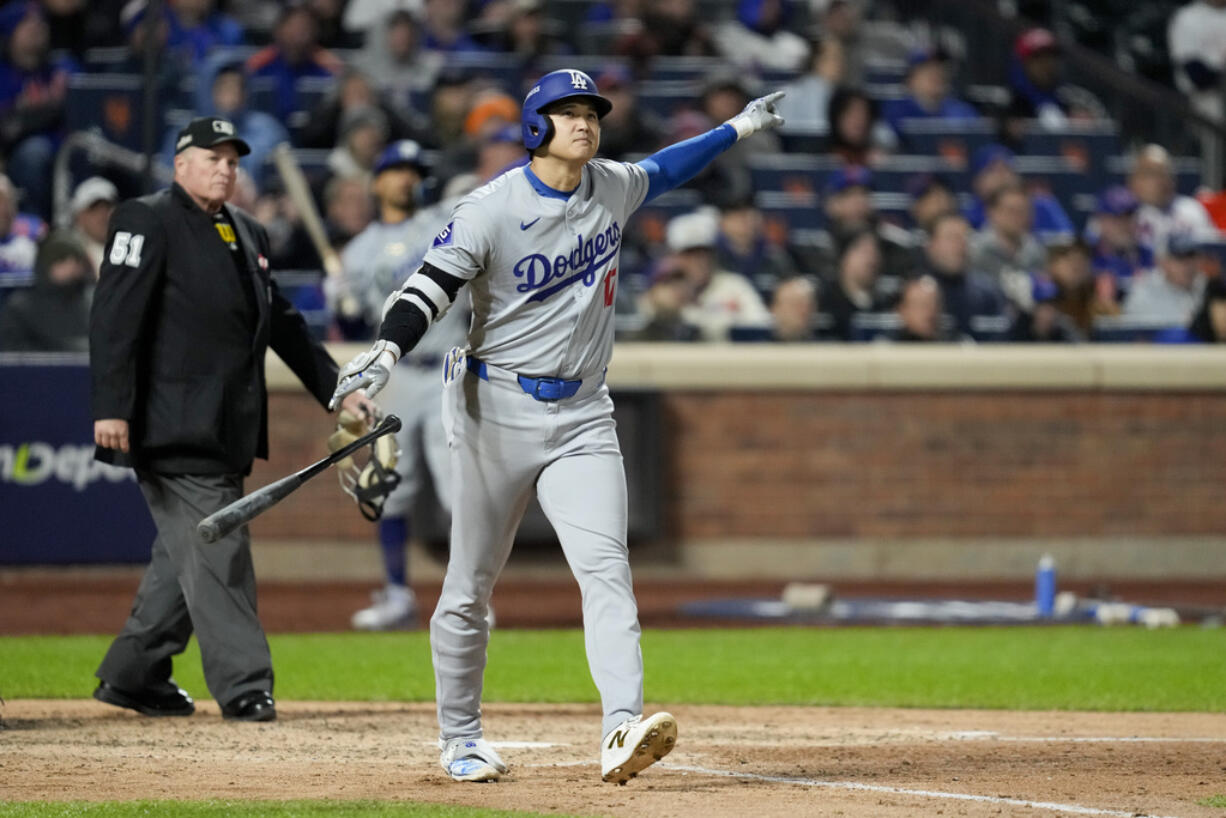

{"left": 3, "top": 700, "right": 1224, "bottom": 817}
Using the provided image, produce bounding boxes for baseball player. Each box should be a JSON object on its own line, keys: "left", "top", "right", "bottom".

{"left": 331, "top": 140, "right": 468, "bottom": 630}
{"left": 331, "top": 69, "right": 784, "bottom": 784}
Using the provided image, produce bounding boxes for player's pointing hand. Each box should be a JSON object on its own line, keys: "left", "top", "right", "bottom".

{"left": 329, "top": 339, "right": 401, "bottom": 409}
{"left": 726, "top": 90, "right": 786, "bottom": 141}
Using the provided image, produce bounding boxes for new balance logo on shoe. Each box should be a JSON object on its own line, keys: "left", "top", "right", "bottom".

{"left": 607, "top": 730, "right": 628, "bottom": 750}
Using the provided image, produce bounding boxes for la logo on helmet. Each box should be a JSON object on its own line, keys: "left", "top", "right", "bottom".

{"left": 568, "top": 71, "right": 589, "bottom": 89}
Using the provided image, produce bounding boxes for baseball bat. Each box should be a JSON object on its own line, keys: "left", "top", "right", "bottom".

{"left": 196, "top": 414, "right": 402, "bottom": 543}
{"left": 272, "top": 142, "right": 343, "bottom": 279}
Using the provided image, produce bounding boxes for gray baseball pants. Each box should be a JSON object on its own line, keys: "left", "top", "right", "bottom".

{"left": 96, "top": 471, "right": 273, "bottom": 706}
{"left": 431, "top": 362, "right": 643, "bottom": 741}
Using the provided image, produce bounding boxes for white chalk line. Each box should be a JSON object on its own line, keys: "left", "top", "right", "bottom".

{"left": 660, "top": 763, "right": 1181, "bottom": 818}
{"left": 522, "top": 758, "right": 1184, "bottom": 818}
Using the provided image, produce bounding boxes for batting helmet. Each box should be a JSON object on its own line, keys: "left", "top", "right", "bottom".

{"left": 373, "top": 139, "right": 429, "bottom": 176}
{"left": 521, "top": 69, "right": 613, "bottom": 151}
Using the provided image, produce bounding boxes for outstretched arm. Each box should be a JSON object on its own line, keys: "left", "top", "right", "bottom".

{"left": 637, "top": 91, "right": 785, "bottom": 203}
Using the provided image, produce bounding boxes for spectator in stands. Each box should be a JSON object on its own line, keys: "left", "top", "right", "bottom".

{"left": 716, "top": 193, "right": 799, "bottom": 300}
{"left": 442, "top": 124, "right": 527, "bottom": 199}
{"left": 666, "top": 208, "right": 771, "bottom": 341}
{"left": 777, "top": 37, "right": 844, "bottom": 134}
{"left": 0, "top": 3, "right": 76, "bottom": 221}
{"left": 245, "top": 4, "right": 343, "bottom": 122}
{"left": 327, "top": 105, "right": 390, "bottom": 180}
{"left": 881, "top": 48, "right": 979, "bottom": 143}
{"left": 1006, "top": 27, "right": 1107, "bottom": 130}
{"left": 824, "top": 228, "right": 887, "bottom": 341}
{"left": 630, "top": 260, "right": 702, "bottom": 342}
{"left": 614, "top": 0, "right": 717, "bottom": 67}
{"left": 1168, "top": 0, "right": 1226, "bottom": 170}
{"left": 715, "top": 0, "right": 810, "bottom": 72}
{"left": 595, "top": 64, "right": 664, "bottom": 161}
{"left": 1124, "top": 233, "right": 1207, "bottom": 325}
{"left": 1129, "top": 143, "right": 1219, "bottom": 257}
{"left": 429, "top": 71, "right": 476, "bottom": 150}
{"left": 826, "top": 86, "right": 894, "bottom": 167}
{"left": 479, "top": 0, "right": 572, "bottom": 62}
{"left": 0, "top": 174, "right": 39, "bottom": 287}
{"left": 299, "top": 68, "right": 428, "bottom": 152}
{"left": 356, "top": 9, "right": 443, "bottom": 100}
{"left": 112, "top": 0, "right": 189, "bottom": 97}
{"left": 965, "top": 144, "right": 1074, "bottom": 243}
{"left": 420, "top": 0, "right": 485, "bottom": 53}
{"left": 906, "top": 172, "right": 958, "bottom": 238}
{"left": 1187, "top": 275, "right": 1226, "bottom": 342}
{"left": 890, "top": 275, "right": 948, "bottom": 342}
{"left": 162, "top": 0, "right": 244, "bottom": 65}
{"left": 771, "top": 276, "right": 820, "bottom": 342}
{"left": 812, "top": 0, "right": 911, "bottom": 88}
{"left": 66, "top": 176, "right": 117, "bottom": 278}
{"left": 1047, "top": 239, "right": 1117, "bottom": 334}
{"left": 913, "top": 211, "right": 1007, "bottom": 339}
{"left": 323, "top": 174, "right": 374, "bottom": 249}
{"left": 41, "top": 0, "right": 122, "bottom": 57}
{"left": 970, "top": 183, "right": 1047, "bottom": 308}
{"left": 307, "top": 0, "right": 363, "bottom": 48}
{"left": 817, "top": 165, "right": 914, "bottom": 283}
{"left": 1084, "top": 185, "right": 1151, "bottom": 301}
{"left": 1008, "top": 274, "right": 1081, "bottom": 343}
{"left": 0, "top": 232, "right": 91, "bottom": 351}
{"left": 164, "top": 59, "right": 289, "bottom": 190}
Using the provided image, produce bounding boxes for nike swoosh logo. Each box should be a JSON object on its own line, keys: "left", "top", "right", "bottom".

{"left": 520, "top": 217, "right": 541, "bottom": 230}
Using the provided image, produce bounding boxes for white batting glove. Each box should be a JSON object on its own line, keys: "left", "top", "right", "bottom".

{"left": 726, "top": 91, "right": 786, "bottom": 141}
{"left": 329, "top": 339, "right": 401, "bottom": 410}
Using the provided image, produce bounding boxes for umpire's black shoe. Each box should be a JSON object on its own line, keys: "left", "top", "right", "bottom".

{"left": 93, "top": 681, "right": 195, "bottom": 717}
{"left": 222, "top": 691, "right": 276, "bottom": 722}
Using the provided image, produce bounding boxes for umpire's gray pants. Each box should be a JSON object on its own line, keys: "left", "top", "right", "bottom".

{"left": 431, "top": 363, "right": 643, "bottom": 743}
{"left": 96, "top": 471, "right": 273, "bottom": 706}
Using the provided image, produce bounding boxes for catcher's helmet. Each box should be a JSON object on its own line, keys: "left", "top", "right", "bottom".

{"left": 521, "top": 69, "right": 613, "bottom": 151}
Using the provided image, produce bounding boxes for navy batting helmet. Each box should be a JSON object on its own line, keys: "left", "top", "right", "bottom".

{"left": 373, "top": 139, "right": 429, "bottom": 176}
{"left": 521, "top": 69, "right": 613, "bottom": 151}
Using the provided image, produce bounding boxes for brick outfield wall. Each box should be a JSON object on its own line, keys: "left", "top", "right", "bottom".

{"left": 250, "top": 390, "right": 1226, "bottom": 542}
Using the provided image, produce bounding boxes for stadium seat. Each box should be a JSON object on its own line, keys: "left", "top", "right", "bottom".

{"left": 66, "top": 74, "right": 159, "bottom": 153}
{"left": 896, "top": 118, "right": 996, "bottom": 168}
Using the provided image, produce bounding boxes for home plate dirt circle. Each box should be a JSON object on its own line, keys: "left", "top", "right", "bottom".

{"left": 3, "top": 701, "right": 1225, "bottom": 817}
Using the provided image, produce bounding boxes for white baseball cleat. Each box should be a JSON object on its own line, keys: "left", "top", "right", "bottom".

{"left": 600, "top": 712, "right": 677, "bottom": 785}
{"left": 351, "top": 584, "right": 417, "bottom": 630}
{"left": 439, "top": 737, "right": 509, "bottom": 783}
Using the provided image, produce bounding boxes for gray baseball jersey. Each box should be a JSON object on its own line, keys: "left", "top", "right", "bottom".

{"left": 339, "top": 202, "right": 468, "bottom": 359}
{"left": 410, "top": 159, "right": 653, "bottom": 746}
{"left": 421, "top": 159, "right": 649, "bottom": 378}
{"left": 340, "top": 203, "right": 467, "bottom": 519}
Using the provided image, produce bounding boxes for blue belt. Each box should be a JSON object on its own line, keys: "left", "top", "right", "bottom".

{"left": 466, "top": 356, "right": 583, "bottom": 402}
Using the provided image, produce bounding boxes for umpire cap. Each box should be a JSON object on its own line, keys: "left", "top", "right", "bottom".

{"left": 521, "top": 69, "right": 613, "bottom": 150}
{"left": 174, "top": 116, "right": 251, "bottom": 156}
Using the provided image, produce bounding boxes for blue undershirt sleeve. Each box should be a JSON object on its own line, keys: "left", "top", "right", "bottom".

{"left": 637, "top": 123, "right": 738, "bottom": 204}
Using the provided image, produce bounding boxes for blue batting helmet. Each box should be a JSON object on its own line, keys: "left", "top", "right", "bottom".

{"left": 521, "top": 69, "right": 613, "bottom": 151}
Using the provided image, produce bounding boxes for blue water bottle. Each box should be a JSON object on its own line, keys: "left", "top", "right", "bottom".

{"left": 1035, "top": 554, "right": 1056, "bottom": 619}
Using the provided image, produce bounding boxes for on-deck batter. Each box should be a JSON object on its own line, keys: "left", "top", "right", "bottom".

{"left": 331, "top": 69, "right": 785, "bottom": 784}
{"left": 332, "top": 140, "right": 468, "bottom": 631}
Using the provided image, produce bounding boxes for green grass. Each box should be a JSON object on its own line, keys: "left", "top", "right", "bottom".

{"left": 0, "top": 802, "right": 581, "bottom": 817}
{"left": 2, "top": 627, "right": 1224, "bottom": 711}
{"left": 1200, "top": 795, "right": 1226, "bottom": 808}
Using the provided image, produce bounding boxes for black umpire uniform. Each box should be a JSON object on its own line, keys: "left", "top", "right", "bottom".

{"left": 89, "top": 117, "right": 338, "bottom": 721}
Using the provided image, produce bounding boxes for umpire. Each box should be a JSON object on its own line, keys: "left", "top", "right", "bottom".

{"left": 89, "top": 116, "right": 373, "bottom": 721}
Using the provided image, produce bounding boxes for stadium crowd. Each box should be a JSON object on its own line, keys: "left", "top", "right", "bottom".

{"left": 1, "top": 0, "right": 1225, "bottom": 351}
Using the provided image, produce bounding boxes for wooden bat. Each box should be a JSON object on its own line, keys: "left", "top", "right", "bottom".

{"left": 196, "top": 414, "right": 401, "bottom": 543}
{"left": 271, "top": 142, "right": 343, "bottom": 279}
